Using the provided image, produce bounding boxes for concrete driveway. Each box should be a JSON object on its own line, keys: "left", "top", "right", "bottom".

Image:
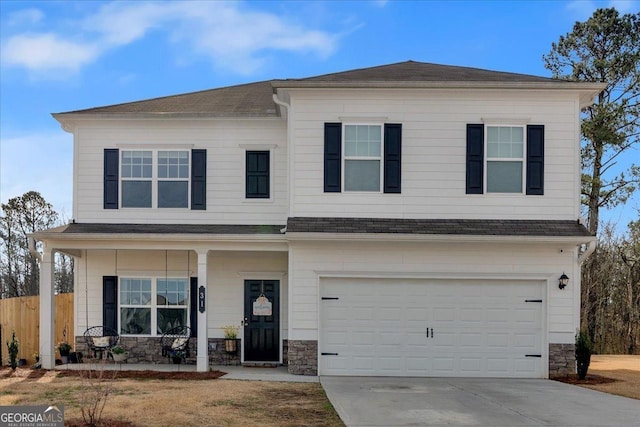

{"left": 321, "top": 377, "right": 640, "bottom": 427}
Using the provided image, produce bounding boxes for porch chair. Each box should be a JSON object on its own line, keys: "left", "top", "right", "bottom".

{"left": 160, "top": 325, "right": 192, "bottom": 363}
{"left": 83, "top": 326, "right": 119, "bottom": 359}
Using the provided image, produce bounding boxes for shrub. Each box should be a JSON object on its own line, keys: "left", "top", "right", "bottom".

{"left": 6, "top": 330, "right": 19, "bottom": 370}
{"left": 575, "top": 330, "right": 593, "bottom": 380}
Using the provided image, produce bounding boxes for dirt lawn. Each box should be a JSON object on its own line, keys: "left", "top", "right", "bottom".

{"left": 0, "top": 368, "right": 344, "bottom": 426}
{"left": 554, "top": 354, "right": 640, "bottom": 400}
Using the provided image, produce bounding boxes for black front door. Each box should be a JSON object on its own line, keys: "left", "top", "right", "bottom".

{"left": 244, "top": 280, "right": 279, "bottom": 361}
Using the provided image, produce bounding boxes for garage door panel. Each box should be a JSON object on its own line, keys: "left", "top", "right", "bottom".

{"left": 320, "top": 278, "right": 544, "bottom": 378}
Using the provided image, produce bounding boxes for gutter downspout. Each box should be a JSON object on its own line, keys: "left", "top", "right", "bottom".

{"left": 272, "top": 93, "right": 292, "bottom": 219}
{"left": 28, "top": 237, "right": 43, "bottom": 262}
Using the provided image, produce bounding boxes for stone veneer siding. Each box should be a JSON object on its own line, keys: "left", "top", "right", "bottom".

{"left": 549, "top": 343, "right": 575, "bottom": 376}
{"left": 75, "top": 335, "right": 198, "bottom": 364}
{"left": 288, "top": 340, "right": 317, "bottom": 375}
{"left": 75, "top": 336, "right": 289, "bottom": 367}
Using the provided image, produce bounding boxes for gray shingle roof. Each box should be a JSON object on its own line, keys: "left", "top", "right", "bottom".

{"left": 286, "top": 217, "right": 593, "bottom": 237}
{"left": 54, "top": 61, "right": 581, "bottom": 117}
{"left": 53, "top": 223, "right": 284, "bottom": 235}
{"left": 54, "top": 81, "right": 278, "bottom": 117}
{"left": 277, "top": 60, "right": 559, "bottom": 84}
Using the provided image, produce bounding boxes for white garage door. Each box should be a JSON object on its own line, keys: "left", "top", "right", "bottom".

{"left": 320, "top": 278, "right": 545, "bottom": 378}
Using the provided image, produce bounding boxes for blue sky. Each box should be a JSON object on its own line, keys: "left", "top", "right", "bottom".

{"left": 1, "top": 0, "right": 638, "bottom": 230}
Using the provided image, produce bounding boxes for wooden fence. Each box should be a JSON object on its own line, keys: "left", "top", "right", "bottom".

{"left": 0, "top": 293, "right": 74, "bottom": 365}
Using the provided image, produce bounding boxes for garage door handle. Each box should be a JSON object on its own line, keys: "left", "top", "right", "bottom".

{"left": 525, "top": 354, "right": 542, "bottom": 358}
{"left": 321, "top": 352, "right": 339, "bottom": 356}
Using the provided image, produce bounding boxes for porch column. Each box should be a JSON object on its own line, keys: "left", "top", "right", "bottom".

{"left": 39, "top": 246, "right": 55, "bottom": 369}
{"left": 196, "top": 250, "right": 209, "bottom": 372}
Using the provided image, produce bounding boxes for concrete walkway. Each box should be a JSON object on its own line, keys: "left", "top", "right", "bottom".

{"left": 54, "top": 362, "right": 317, "bottom": 382}
{"left": 321, "top": 376, "right": 640, "bottom": 427}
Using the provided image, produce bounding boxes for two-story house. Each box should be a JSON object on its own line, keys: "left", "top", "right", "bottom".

{"left": 33, "top": 61, "right": 604, "bottom": 377}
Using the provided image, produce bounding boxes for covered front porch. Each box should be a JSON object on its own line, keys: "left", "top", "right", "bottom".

{"left": 32, "top": 223, "right": 288, "bottom": 372}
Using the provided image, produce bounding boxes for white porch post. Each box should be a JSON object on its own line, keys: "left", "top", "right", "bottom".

{"left": 39, "top": 246, "right": 55, "bottom": 369}
{"left": 196, "top": 250, "right": 209, "bottom": 372}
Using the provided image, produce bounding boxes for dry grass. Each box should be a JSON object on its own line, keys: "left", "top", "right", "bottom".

{"left": 585, "top": 355, "right": 640, "bottom": 400}
{"left": 553, "top": 355, "right": 640, "bottom": 400}
{"left": 0, "top": 367, "right": 344, "bottom": 426}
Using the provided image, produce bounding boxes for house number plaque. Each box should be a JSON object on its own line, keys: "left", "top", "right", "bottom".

{"left": 252, "top": 294, "right": 272, "bottom": 316}
{"left": 198, "top": 286, "right": 206, "bottom": 313}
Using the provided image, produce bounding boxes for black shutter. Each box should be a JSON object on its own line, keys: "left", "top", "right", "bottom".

{"left": 246, "top": 151, "right": 270, "bottom": 198}
{"left": 104, "top": 149, "right": 119, "bottom": 209}
{"left": 191, "top": 149, "right": 207, "bottom": 209}
{"left": 190, "top": 277, "right": 198, "bottom": 338}
{"left": 466, "top": 124, "right": 484, "bottom": 194}
{"left": 526, "top": 125, "right": 544, "bottom": 195}
{"left": 384, "top": 123, "right": 402, "bottom": 193}
{"left": 103, "top": 276, "right": 118, "bottom": 331}
{"left": 324, "top": 123, "right": 342, "bottom": 192}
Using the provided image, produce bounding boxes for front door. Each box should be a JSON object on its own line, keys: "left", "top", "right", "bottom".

{"left": 244, "top": 280, "right": 279, "bottom": 362}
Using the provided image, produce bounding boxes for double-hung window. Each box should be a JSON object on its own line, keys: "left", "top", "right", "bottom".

{"left": 121, "top": 151, "right": 153, "bottom": 207}
{"left": 486, "top": 126, "right": 524, "bottom": 193}
{"left": 343, "top": 124, "right": 382, "bottom": 192}
{"left": 324, "top": 122, "right": 401, "bottom": 193}
{"left": 466, "top": 123, "right": 544, "bottom": 195}
{"left": 120, "top": 150, "right": 190, "bottom": 208}
{"left": 119, "top": 277, "right": 189, "bottom": 336}
{"left": 158, "top": 151, "right": 189, "bottom": 207}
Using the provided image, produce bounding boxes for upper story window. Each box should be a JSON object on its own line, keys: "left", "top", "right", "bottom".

{"left": 486, "top": 126, "right": 524, "bottom": 193}
{"left": 466, "top": 124, "right": 544, "bottom": 196}
{"left": 344, "top": 125, "right": 382, "bottom": 192}
{"left": 246, "top": 150, "right": 270, "bottom": 198}
{"left": 104, "top": 148, "right": 207, "bottom": 210}
{"left": 120, "top": 277, "right": 189, "bottom": 336}
{"left": 324, "top": 122, "right": 402, "bottom": 194}
{"left": 120, "top": 150, "right": 189, "bottom": 208}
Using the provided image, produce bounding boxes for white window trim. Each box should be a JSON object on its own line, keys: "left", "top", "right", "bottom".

{"left": 242, "top": 147, "right": 275, "bottom": 203}
{"left": 342, "top": 123, "right": 384, "bottom": 193}
{"left": 120, "top": 149, "right": 191, "bottom": 209}
{"left": 119, "top": 276, "right": 190, "bottom": 337}
{"left": 484, "top": 124, "right": 527, "bottom": 194}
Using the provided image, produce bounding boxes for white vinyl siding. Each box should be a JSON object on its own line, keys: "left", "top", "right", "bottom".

{"left": 73, "top": 119, "right": 287, "bottom": 224}
{"left": 288, "top": 239, "right": 580, "bottom": 351}
{"left": 288, "top": 88, "right": 581, "bottom": 220}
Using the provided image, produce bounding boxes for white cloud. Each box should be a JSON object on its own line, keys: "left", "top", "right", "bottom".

{"left": 2, "top": 1, "right": 341, "bottom": 76}
{"left": 2, "top": 33, "right": 99, "bottom": 73}
{"left": 5, "top": 8, "right": 44, "bottom": 27}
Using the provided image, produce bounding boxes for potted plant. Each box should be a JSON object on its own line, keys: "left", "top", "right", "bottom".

{"left": 223, "top": 325, "right": 240, "bottom": 353}
{"left": 170, "top": 349, "right": 185, "bottom": 364}
{"left": 110, "top": 345, "right": 127, "bottom": 363}
{"left": 575, "top": 330, "right": 593, "bottom": 380}
{"left": 58, "top": 342, "right": 72, "bottom": 364}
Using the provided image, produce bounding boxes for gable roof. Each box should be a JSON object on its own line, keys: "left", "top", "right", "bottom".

{"left": 53, "top": 61, "right": 605, "bottom": 118}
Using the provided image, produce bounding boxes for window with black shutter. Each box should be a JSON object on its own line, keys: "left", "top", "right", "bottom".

{"left": 246, "top": 151, "right": 270, "bottom": 198}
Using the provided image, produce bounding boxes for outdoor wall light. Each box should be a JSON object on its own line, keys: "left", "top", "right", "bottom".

{"left": 558, "top": 273, "right": 569, "bottom": 290}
